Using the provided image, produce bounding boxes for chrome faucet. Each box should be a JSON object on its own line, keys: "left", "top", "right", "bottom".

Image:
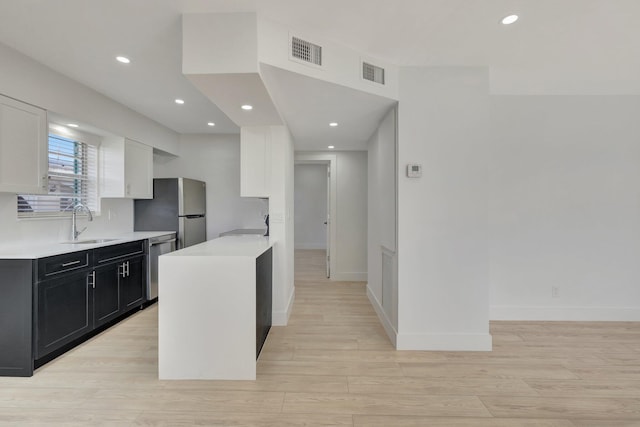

{"left": 71, "top": 203, "right": 93, "bottom": 240}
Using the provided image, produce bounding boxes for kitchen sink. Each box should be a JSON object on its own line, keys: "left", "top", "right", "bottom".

{"left": 61, "top": 239, "right": 119, "bottom": 244}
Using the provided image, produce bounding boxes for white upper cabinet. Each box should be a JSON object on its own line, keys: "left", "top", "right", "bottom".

{"left": 100, "top": 137, "right": 153, "bottom": 199}
{"left": 240, "top": 126, "right": 271, "bottom": 198}
{"left": 0, "top": 95, "right": 48, "bottom": 194}
{"left": 124, "top": 138, "right": 153, "bottom": 198}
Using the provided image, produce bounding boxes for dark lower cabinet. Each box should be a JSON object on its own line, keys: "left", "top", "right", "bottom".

{"left": 0, "top": 239, "right": 149, "bottom": 377}
{"left": 94, "top": 264, "right": 121, "bottom": 328}
{"left": 36, "top": 269, "right": 92, "bottom": 359}
{"left": 0, "top": 260, "right": 34, "bottom": 377}
{"left": 256, "top": 248, "right": 273, "bottom": 359}
{"left": 95, "top": 255, "right": 146, "bottom": 327}
{"left": 121, "top": 255, "right": 145, "bottom": 310}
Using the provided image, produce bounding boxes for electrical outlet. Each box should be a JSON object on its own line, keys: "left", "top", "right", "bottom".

{"left": 551, "top": 286, "right": 560, "bottom": 298}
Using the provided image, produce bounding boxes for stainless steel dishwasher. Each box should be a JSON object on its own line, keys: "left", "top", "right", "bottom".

{"left": 147, "top": 233, "right": 176, "bottom": 301}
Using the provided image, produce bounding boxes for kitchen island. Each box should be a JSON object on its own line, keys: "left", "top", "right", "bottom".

{"left": 158, "top": 235, "right": 272, "bottom": 380}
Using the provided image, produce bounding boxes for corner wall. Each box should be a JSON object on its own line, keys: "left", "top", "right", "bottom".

{"left": 397, "top": 67, "right": 491, "bottom": 351}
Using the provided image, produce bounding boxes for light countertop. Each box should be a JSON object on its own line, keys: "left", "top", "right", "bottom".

{"left": 219, "top": 228, "right": 266, "bottom": 237}
{"left": 0, "top": 231, "right": 176, "bottom": 259}
{"left": 164, "top": 235, "right": 271, "bottom": 258}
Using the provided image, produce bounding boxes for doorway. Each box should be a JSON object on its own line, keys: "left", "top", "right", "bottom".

{"left": 294, "top": 163, "right": 330, "bottom": 281}
{"left": 294, "top": 154, "right": 337, "bottom": 282}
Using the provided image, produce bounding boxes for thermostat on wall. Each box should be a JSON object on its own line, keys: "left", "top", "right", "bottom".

{"left": 406, "top": 163, "right": 422, "bottom": 178}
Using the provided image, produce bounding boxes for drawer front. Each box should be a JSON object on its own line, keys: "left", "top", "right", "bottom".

{"left": 37, "top": 251, "right": 91, "bottom": 280}
{"left": 94, "top": 240, "right": 145, "bottom": 265}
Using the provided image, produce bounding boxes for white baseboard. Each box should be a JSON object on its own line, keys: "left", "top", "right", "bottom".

{"left": 366, "top": 283, "right": 492, "bottom": 351}
{"left": 366, "top": 284, "right": 397, "bottom": 348}
{"left": 331, "top": 272, "right": 367, "bottom": 282}
{"left": 396, "top": 332, "right": 493, "bottom": 351}
{"left": 272, "top": 287, "right": 295, "bottom": 326}
{"left": 491, "top": 305, "right": 640, "bottom": 321}
{"left": 294, "top": 244, "right": 327, "bottom": 250}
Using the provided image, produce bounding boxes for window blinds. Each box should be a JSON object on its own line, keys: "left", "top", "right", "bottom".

{"left": 18, "top": 134, "right": 98, "bottom": 218}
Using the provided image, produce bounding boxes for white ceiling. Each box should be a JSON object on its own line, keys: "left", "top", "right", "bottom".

{"left": 0, "top": 0, "right": 638, "bottom": 148}
{"left": 260, "top": 64, "right": 396, "bottom": 151}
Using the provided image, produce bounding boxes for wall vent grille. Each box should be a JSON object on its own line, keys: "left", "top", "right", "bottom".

{"left": 363, "top": 62, "right": 385, "bottom": 85}
{"left": 291, "top": 36, "right": 322, "bottom": 66}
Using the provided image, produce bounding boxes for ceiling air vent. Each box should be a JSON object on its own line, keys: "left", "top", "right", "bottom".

{"left": 291, "top": 36, "right": 322, "bottom": 66}
{"left": 363, "top": 62, "right": 385, "bottom": 85}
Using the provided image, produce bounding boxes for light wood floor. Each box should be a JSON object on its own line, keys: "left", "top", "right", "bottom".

{"left": 295, "top": 249, "right": 329, "bottom": 283}
{"left": 1, "top": 250, "right": 640, "bottom": 426}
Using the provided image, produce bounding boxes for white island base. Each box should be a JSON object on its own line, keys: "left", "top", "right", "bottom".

{"left": 158, "top": 236, "right": 272, "bottom": 380}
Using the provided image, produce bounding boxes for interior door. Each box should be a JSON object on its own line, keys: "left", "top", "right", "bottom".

{"left": 326, "top": 165, "right": 331, "bottom": 278}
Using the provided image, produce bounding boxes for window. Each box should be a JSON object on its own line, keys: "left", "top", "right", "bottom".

{"left": 18, "top": 133, "right": 98, "bottom": 218}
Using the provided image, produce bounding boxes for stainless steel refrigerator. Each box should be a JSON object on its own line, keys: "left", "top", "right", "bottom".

{"left": 134, "top": 178, "right": 207, "bottom": 249}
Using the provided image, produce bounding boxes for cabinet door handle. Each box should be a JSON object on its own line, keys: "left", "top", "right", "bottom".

{"left": 126, "top": 261, "right": 130, "bottom": 277}
{"left": 62, "top": 260, "right": 81, "bottom": 267}
{"left": 119, "top": 263, "right": 126, "bottom": 278}
{"left": 88, "top": 271, "right": 96, "bottom": 289}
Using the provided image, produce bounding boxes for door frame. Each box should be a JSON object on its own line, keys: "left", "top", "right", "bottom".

{"left": 294, "top": 153, "right": 337, "bottom": 280}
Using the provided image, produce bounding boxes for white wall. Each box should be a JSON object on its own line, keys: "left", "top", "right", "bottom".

{"left": 182, "top": 13, "right": 258, "bottom": 75}
{"left": 269, "top": 126, "right": 295, "bottom": 325}
{"left": 335, "top": 152, "right": 368, "bottom": 281}
{"left": 153, "top": 134, "right": 267, "bottom": 240}
{"left": 397, "top": 67, "right": 491, "bottom": 351}
{"left": 367, "top": 107, "right": 398, "bottom": 340}
{"left": 294, "top": 164, "right": 327, "bottom": 249}
{"left": 258, "top": 16, "right": 398, "bottom": 100}
{"left": 0, "top": 42, "right": 178, "bottom": 155}
{"left": 490, "top": 95, "right": 640, "bottom": 320}
{"left": 0, "top": 194, "right": 132, "bottom": 244}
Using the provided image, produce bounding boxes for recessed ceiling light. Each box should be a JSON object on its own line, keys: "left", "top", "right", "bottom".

{"left": 175, "top": 99, "right": 185, "bottom": 105}
{"left": 328, "top": 145, "right": 335, "bottom": 149}
{"left": 207, "top": 122, "right": 215, "bottom": 127}
{"left": 241, "top": 105, "right": 253, "bottom": 110}
{"left": 116, "top": 56, "right": 131, "bottom": 64}
{"left": 52, "top": 125, "right": 71, "bottom": 134}
{"left": 329, "top": 122, "right": 338, "bottom": 127}
{"left": 501, "top": 14, "right": 519, "bottom": 25}
{"left": 67, "top": 123, "right": 79, "bottom": 128}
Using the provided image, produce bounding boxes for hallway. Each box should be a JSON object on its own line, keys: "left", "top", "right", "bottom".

{"left": 294, "top": 249, "right": 330, "bottom": 283}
